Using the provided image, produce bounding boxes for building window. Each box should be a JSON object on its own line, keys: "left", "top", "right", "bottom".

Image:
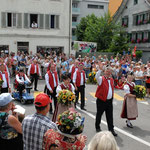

{"left": 122, "top": 16, "right": 128, "bottom": 27}
{"left": 72, "top": 3, "right": 78, "bottom": 8}
{"left": 50, "top": 15, "right": 59, "bottom": 29}
{"left": 134, "top": 0, "right": 138, "bottom": 5}
{"left": 30, "top": 14, "right": 38, "bottom": 28}
{"left": 72, "top": 16, "right": 77, "bottom": 22}
{"left": 7, "top": 13, "right": 17, "bottom": 27}
{"left": 87, "top": 4, "right": 104, "bottom": 9}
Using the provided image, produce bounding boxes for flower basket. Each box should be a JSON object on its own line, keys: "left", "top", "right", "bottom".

{"left": 57, "top": 90, "right": 75, "bottom": 106}
{"left": 57, "top": 109, "right": 84, "bottom": 135}
{"left": 87, "top": 72, "right": 97, "bottom": 84}
{"left": 133, "top": 85, "right": 146, "bottom": 99}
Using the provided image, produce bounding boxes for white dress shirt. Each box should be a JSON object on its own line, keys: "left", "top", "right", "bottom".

{"left": 1, "top": 74, "right": 9, "bottom": 88}
{"left": 124, "top": 82, "right": 135, "bottom": 94}
{"left": 28, "top": 64, "right": 41, "bottom": 76}
{"left": 56, "top": 83, "right": 75, "bottom": 97}
{"left": 45, "top": 72, "right": 59, "bottom": 91}
{"left": 16, "top": 74, "right": 31, "bottom": 84}
{"left": 73, "top": 71, "right": 84, "bottom": 86}
{"left": 95, "top": 70, "right": 113, "bottom": 99}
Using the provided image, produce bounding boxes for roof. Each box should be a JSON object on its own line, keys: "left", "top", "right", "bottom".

{"left": 113, "top": 0, "right": 129, "bottom": 22}
{"left": 109, "top": 0, "right": 123, "bottom": 16}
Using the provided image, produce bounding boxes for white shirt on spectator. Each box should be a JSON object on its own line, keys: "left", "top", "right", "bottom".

{"left": 134, "top": 70, "right": 143, "bottom": 80}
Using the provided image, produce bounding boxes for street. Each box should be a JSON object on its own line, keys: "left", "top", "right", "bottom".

{"left": 11, "top": 79, "right": 150, "bottom": 150}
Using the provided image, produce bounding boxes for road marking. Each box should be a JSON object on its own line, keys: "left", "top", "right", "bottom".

{"left": 76, "top": 106, "right": 150, "bottom": 147}
{"left": 139, "top": 101, "right": 149, "bottom": 105}
{"left": 34, "top": 91, "right": 43, "bottom": 98}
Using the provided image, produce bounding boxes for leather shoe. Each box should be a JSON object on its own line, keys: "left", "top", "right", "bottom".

{"left": 96, "top": 128, "right": 101, "bottom": 132}
{"left": 126, "top": 120, "right": 133, "bottom": 128}
{"left": 110, "top": 130, "right": 117, "bottom": 137}
{"left": 81, "top": 108, "right": 87, "bottom": 111}
{"left": 34, "top": 89, "right": 38, "bottom": 91}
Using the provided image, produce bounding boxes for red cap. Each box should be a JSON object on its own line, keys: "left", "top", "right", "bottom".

{"left": 34, "top": 93, "right": 52, "bottom": 107}
{"left": 79, "top": 62, "right": 84, "bottom": 66}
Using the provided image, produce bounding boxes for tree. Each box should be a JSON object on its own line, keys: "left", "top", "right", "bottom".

{"left": 76, "top": 13, "right": 118, "bottom": 51}
{"left": 109, "top": 25, "right": 130, "bottom": 54}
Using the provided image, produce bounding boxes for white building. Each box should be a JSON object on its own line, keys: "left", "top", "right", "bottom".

{"left": 0, "top": 0, "right": 72, "bottom": 55}
{"left": 72, "top": 0, "right": 109, "bottom": 40}
{"left": 114, "top": 0, "right": 150, "bottom": 62}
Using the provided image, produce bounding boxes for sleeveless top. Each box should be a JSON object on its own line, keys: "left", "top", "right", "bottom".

{"left": 0, "top": 112, "right": 18, "bottom": 139}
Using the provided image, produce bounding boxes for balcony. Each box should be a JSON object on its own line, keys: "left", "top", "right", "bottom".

{"left": 72, "top": 8, "right": 80, "bottom": 15}
{"left": 72, "top": 22, "right": 79, "bottom": 28}
{"left": 72, "top": 35, "right": 77, "bottom": 41}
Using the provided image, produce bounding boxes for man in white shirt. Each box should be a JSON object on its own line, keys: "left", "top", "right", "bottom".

{"left": 28, "top": 59, "right": 41, "bottom": 91}
{"left": 15, "top": 68, "right": 31, "bottom": 99}
{"left": 95, "top": 63, "right": 117, "bottom": 136}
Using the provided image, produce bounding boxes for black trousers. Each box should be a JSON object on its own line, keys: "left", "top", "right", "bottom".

{"left": 75, "top": 85, "right": 85, "bottom": 109}
{"left": 1, "top": 87, "right": 8, "bottom": 93}
{"left": 47, "top": 87, "right": 57, "bottom": 112}
{"left": 17, "top": 84, "right": 25, "bottom": 98}
{"left": 95, "top": 98, "right": 114, "bottom": 131}
{"left": 30, "top": 73, "right": 38, "bottom": 90}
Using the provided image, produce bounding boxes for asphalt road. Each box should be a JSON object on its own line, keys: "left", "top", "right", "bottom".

{"left": 10, "top": 79, "right": 150, "bottom": 150}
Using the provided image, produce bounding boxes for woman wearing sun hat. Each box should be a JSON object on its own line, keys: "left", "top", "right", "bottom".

{"left": 43, "top": 108, "right": 86, "bottom": 150}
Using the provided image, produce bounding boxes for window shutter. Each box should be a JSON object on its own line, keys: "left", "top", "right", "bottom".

{"left": 56, "top": 15, "right": 59, "bottom": 29}
{"left": 39, "top": 14, "right": 44, "bottom": 29}
{"left": 17, "top": 13, "right": 22, "bottom": 28}
{"left": 148, "top": 32, "right": 150, "bottom": 42}
{"left": 13, "top": 13, "right": 16, "bottom": 27}
{"left": 1, "top": 12, "right": 6, "bottom": 28}
{"left": 136, "top": 15, "right": 138, "bottom": 25}
{"left": 45, "top": 14, "right": 49, "bottom": 29}
{"left": 24, "top": 13, "right": 29, "bottom": 28}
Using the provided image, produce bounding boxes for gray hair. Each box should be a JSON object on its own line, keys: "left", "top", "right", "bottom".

{"left": 88, "top": 131, "right": 119, "bottom": 150}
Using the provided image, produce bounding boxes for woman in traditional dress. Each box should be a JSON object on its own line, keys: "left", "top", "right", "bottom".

{"left": 121, "top": 75, "right": 138, "bottom": 128}
{"left": 43, "top": 109, "right": 86, "bottom": 150}
{"left": 52, "top": 73, "right": 75, "bottom": 122}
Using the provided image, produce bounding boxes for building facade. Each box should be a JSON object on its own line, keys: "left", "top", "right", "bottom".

{"left": 72, "top": 0, "right": 109, "bottom": 41}
{"left": 0, "top": 0, "right": 72, "bottom": 55}
{"left": 114, "top": 0, "right": 150, "bottom": 63}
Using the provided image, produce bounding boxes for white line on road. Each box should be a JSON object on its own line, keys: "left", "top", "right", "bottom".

{"left": 76, "top": 106, "right": 150, "bottom": 147}
{"left": 139, "top": 101, "right": 149, "bottom": 105}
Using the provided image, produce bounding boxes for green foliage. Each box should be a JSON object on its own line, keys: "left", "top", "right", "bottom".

{"left": 109, "top": 25, "right": 130, "bottom": 54}
{"left": 75, "top": 13, "right": 130, "bottom": 53}
{"left": 136, "top": 50, "right": 143, "bottom": 59}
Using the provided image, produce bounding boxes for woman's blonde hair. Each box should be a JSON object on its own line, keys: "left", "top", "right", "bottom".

{"left": 88, "top": 131, "right": 119, "bottom": 150}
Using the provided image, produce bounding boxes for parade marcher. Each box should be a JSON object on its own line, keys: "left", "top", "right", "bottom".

{"left": 73, "top": 62, "right": 86, "bottom": 110}
{"left": 0, "top": 63, "right": 11, "bottom": 93}
{"left": 95, "top": 64, "right": 117, "bottom": 136}
{"left": 45, "top": 63, "right": 59, "bottom": 114}
{"left": 0, "top": 93, "right": 23, "bottom": 150}
{"left": 52, "top": 73, "right": 75, "bottom": 122}
{"left": 43, "top": 109, "right": 86, "bottom": 150}
{"left": 22, "top": 93, "right": 57, "bottom": 150}
{"left": 121, "top": 75, "right": 138, "bottom": 128}
{"left": 15, "top": 68, "right": 31, "bottom": 99}
{"left": 27, "top": 59, "right": 42, "bottom": 91}
{"left": 69, "top": 60, "right": 79, "bottom": 80}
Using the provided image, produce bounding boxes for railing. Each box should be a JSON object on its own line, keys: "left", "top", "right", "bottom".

{"left": 72, "top": 8, "right": 80, "bottom": 14}
{"left": 72, "top": 22, "right": 79, "bottom": 27}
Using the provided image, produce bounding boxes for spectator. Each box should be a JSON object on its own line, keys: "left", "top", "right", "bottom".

{"left": 88, "top": 131, "right": 119, "bottom": 150}
{"left": 0, "top": 93, "right": 23, "bottom": 150}
{"left": 134, "top": 66, "right": 143, "bottom": 85}
{"left": 22, "top": 93, "right": 57, "bottom": 150}
{"left": 31, "top": 21, "right": 38, "bottom": 29}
